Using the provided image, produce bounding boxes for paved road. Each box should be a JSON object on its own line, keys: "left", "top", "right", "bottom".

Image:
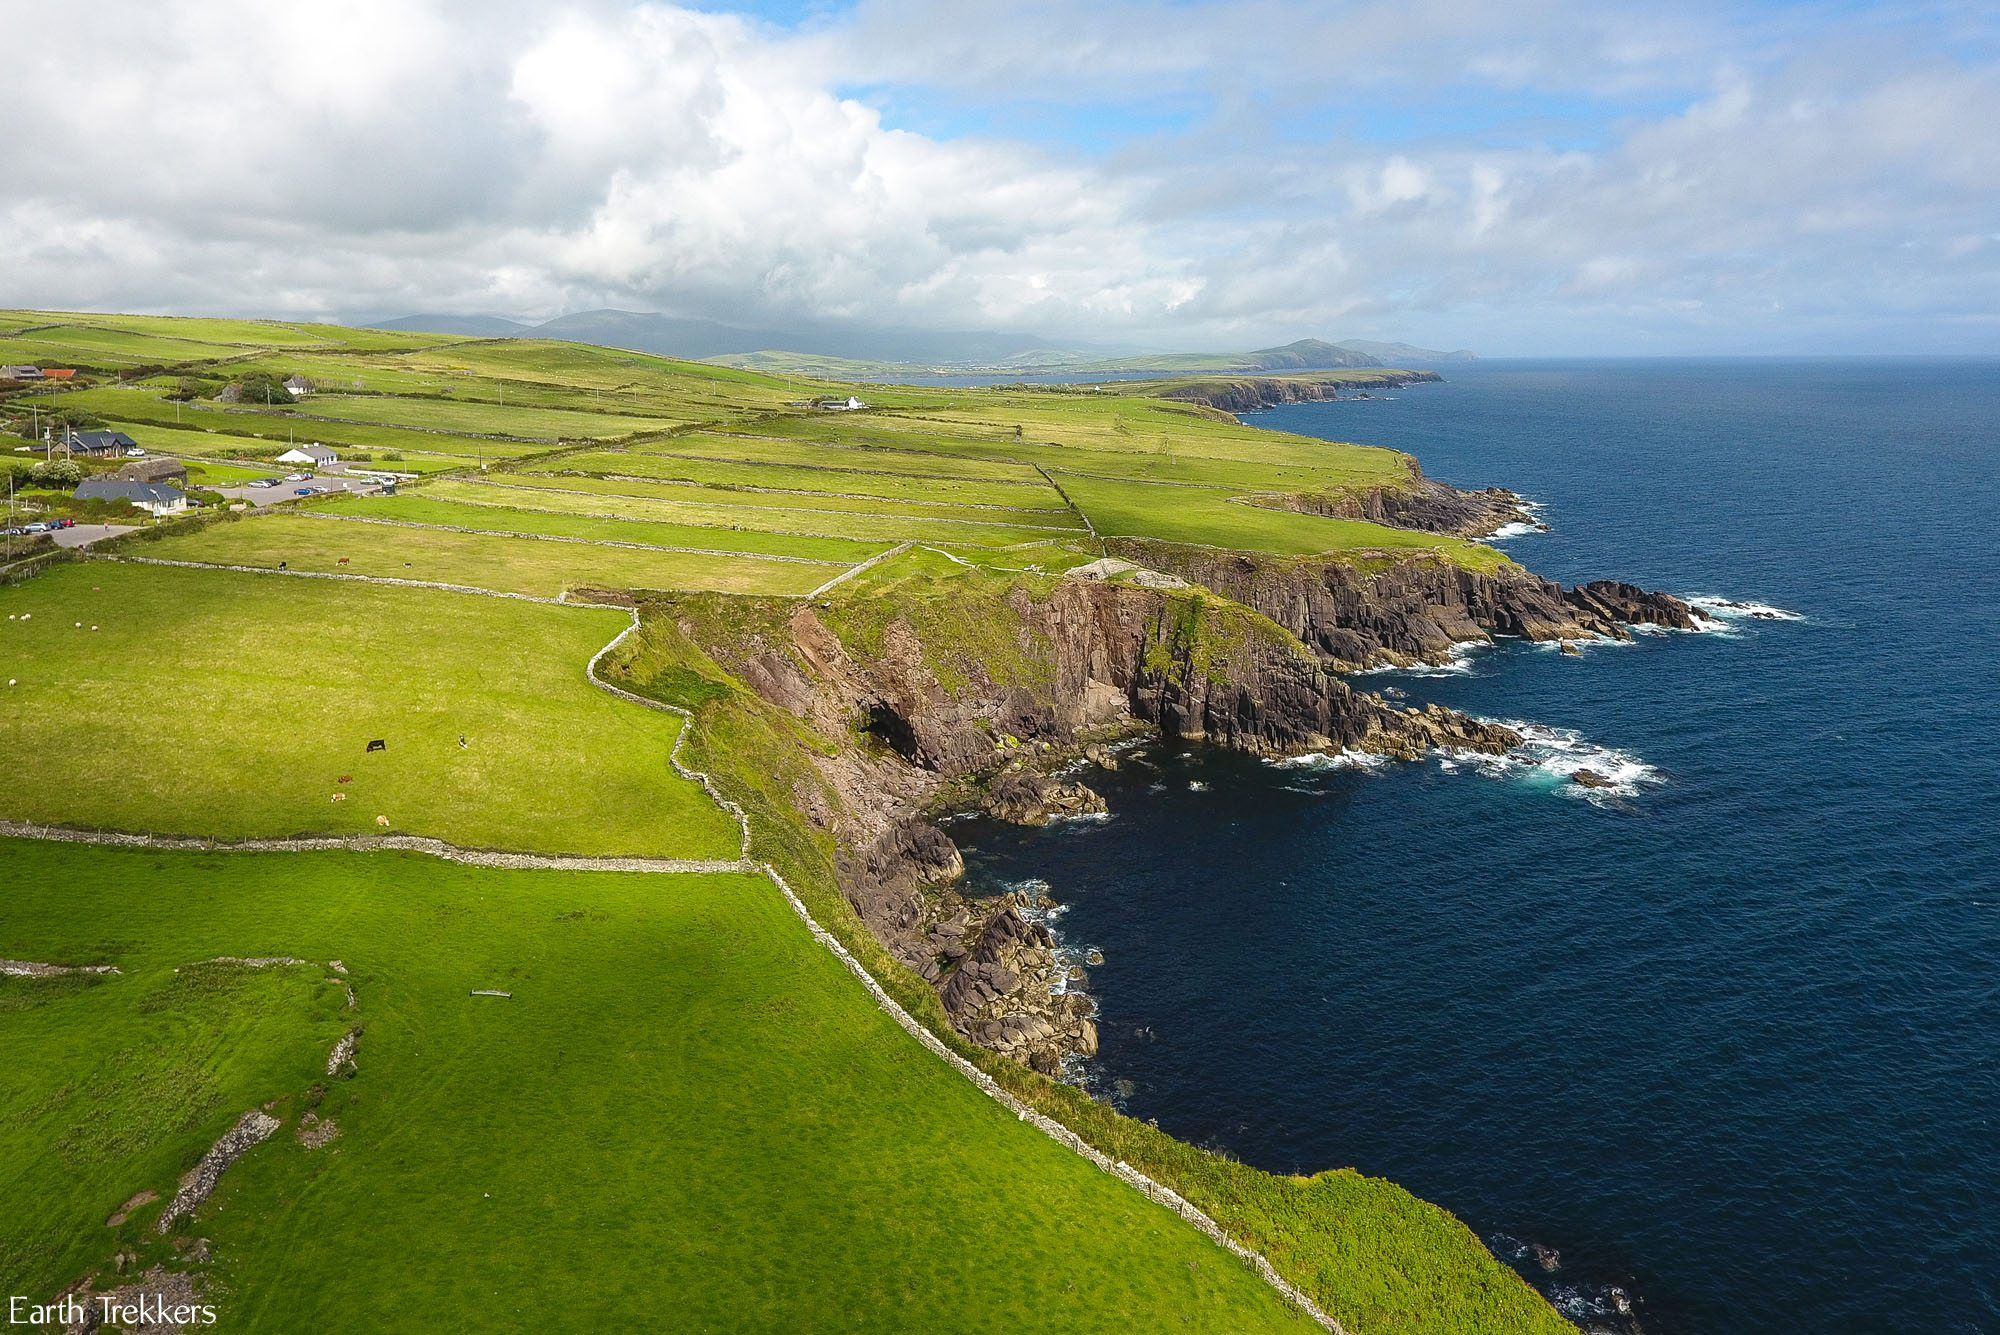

{"left": 51, "top": 524, "right": 135, "bottom": 548}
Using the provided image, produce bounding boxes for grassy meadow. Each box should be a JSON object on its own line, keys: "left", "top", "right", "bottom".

{"left": 0, "top": 308, "right": 1562, "bottom": 1331}
{"left": 0, "top": 563, "right": 742, "bottom": 858}
{"left": 0, "top": 838, "right": 1316, "bottom": 1332}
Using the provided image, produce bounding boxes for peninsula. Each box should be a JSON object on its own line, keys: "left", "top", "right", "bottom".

{"left": 0, "top": 308, "right": 1697, "bottom": 1332}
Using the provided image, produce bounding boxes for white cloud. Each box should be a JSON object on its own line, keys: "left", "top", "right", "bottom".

{"left": 0, "top": 0, "right": 1993, "bottom": 352}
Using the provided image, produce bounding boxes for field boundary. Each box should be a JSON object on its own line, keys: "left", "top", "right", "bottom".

{"left": 290, "top": 509, "right": 851, "bottom": 566}
{"left": 0, "top": 594, "right": 1346, "bottom": 1331}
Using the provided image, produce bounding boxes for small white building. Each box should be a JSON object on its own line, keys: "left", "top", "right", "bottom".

{"left": 275, "top": 442, "right": 338, "bottom": 467}
{"left": 284, "top": 375, "right": 313, "bottom": 398}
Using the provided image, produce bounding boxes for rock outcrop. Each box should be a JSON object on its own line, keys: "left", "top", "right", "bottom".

{"left": 1262, "top": 473, "right": 1543, "bottom": 539}
{"left": 1159, "top": 370, "right": 1441, "bottom": 413}
{"left": 669, "top": 575, "right": 1518, "bottom": 1068}
{"left": 1108, "top": 540, "right": 1707, "bottom": 669}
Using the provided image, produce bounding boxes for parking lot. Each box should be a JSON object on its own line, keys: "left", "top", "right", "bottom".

{"left": 211, "top": 471, "right": 387, "bottom": 508}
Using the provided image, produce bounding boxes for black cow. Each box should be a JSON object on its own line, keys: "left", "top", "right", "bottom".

{"left": 366, "top": 739, "right": 386, "bottom": 753}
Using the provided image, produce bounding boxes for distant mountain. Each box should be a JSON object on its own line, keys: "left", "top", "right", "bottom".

{"left": 370, "top": 313, "right": 533, "bottom": 337}
{"left": 1334, "top": 339, "right": 1478, "bottom": 364}
{"left": 359, "top": 309, "right": 1087, "bottom": 367}
{"left": 1071, "top": 338, "right": 1385, "bottom": 374}
{"left": 352, "top": 311, "right": 1473, "bottom": 376}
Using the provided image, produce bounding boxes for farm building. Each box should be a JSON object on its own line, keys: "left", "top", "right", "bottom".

{"left": 275, "top": 442, "right": 338, "bottom": 466}
{"left": 284, "top": 375, "right": 312, "bottom": 397}
{"left": 2, "top": 365, "right": 43, "bottom": 380}
{"left": 115, "top": 457, "right": 189, "bottom": 485}
{"left": 73, "top": 478, "right": 188, "bottom": 516}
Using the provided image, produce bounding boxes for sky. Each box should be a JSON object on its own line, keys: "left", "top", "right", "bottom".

{"left": 1, "top": 0, "right": 1995, "bottom": 355}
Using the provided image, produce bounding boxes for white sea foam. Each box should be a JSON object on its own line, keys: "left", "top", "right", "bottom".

{"left": 1683, "top": 594, "right": 1806, "bottom": 629}
{"left": 1049, "top": 809, "right": 1112, "bottom": 824}
{"left": 1271, "top": 749, "right": 1388, "bottom": 772}
{"left": 1439, "top": 720, "right": 1661, "bottom": 804}
{"left": 1486, "top": 519, "right": 1543, "bottom": 540}
{"left": 1187, "top": 780, "right": 1208, "bottom": 792}
{"left": 1355, "top": 640, "right": 1486, "bottom": 678}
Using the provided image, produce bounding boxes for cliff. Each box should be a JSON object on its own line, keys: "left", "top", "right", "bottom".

{"left": 1155, "top": 370, "right": 1442, "bottom": 412}
{"left": 1108, "top": 538, "right": 1706, "bottom": 669}
{"left": 645, "top": 575, "right": 1516, "bottom": 1074}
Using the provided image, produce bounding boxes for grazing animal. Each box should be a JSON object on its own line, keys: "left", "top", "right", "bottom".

{"left": 337, "top": 557, "right": 350, "bottom": 566}
{"left": 375, "top": 815, "right": 390, "bottom": 827}
{"left": 365, "top": 739, "right": 386, "bottom": 753}
{"left": 337, "top": 775, "right": 351, "bottom": 783}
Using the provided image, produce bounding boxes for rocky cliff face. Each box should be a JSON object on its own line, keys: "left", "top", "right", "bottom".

{"left": 670, "top": 576, "right": 1516, "bottom": 1072}
{"left": 1265, "top": 473, "right": 1542, "bottom": 539}
{"left": 1107, "top": 540, "right": 1708, "bottom": 669}
{"left": 1158, "top": 370, "right": 1442, "bottom": 413}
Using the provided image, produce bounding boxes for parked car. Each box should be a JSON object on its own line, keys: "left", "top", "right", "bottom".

{"left": 52, "top": 518, "right": 74, "bottom": 528}
{"left": 283, "top": 473, "right": 308, "bottom": 482}
{"left": 247, "top": 478, "right": 281, "bottom": 489}
{"left": 22, "top": 521, "right": 54, "bottom": 533}
{"left": 0, "top": 526, "right": 26, "bottom": 537}
{"left": 294, "top": 487, "right": 316, "bottom": 496}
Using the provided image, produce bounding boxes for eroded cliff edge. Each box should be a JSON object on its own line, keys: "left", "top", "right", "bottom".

{"left": 621, "top": 547, "right": 1700, "bottom": 1076}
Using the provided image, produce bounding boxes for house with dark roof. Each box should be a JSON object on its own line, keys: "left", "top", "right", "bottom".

{"left": 61, "top": 430, "right": 139, "bottom": 457}
{"left": 284, "top": 375, "right": 312, "bottom": 397}
{"left": 73, "top": 477, "right": 188, "bottom": 516}
{"left": 2, "top": 365, "right": 43, "bottom": 380}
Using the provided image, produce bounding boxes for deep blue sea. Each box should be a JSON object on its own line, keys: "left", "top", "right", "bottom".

{"left": 956, "top": 360, "right": 2000, "bottom": 1333}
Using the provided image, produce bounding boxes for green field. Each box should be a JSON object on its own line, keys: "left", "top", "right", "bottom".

{"left": 138, "top": 512, "right": 843, "bottom": 599}
{"left": 0, "top": 839, "right": 1312, "bottom": 1331}
{"left": 303, "top": 394, "right": 680, "bottom": 441}
{"left": 0, "top": 308, "right": 1560, "bottom": 1332}
{"left": 0, "top": 563, "right": 742, "bottom": 857}
{"left": 331, "top": 492, "right": 892, "bottom": 564}
{"left": 533, "top": 449, "right": 1073, "bottom": 509}
{"left": 471, "top": 475, "right": 1086, "bottom": 545}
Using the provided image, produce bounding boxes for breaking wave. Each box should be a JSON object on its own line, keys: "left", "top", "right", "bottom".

{"left": 1684, "top": 594, "right": 1806, "bottom": 630}
{"left": 1270, "top": 749, "right": 1388, "bottom": 772}
{"left": 1439, "top": 720, "right": 1662, "bottom": 803}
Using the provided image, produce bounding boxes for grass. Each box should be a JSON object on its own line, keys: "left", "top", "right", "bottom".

{"left": 0, "top": 955, "right": 343, "bottom": 1298}
{"left": 1057, "top": 472, "right": 1510, "bottom": 566}
{"left": 0, "top": 308, "right": 1561, "bottom": 1330}
{"left": 0, "top": 563, "right": 742, "bottom": 858}
{"left": 608, "top": 598, "right": 1571, "bottom": 1335}
{"left": 138, "top": 512, "right": 839, "bottom": 598}
{"left": 303, "top": 394, "right": 680, "bottom": 441}
{"left": 0, "top": 838, "right": 1317, "bottom": 1332}
{"left": 330, "top": 493, "right": 892, "bottom": 564}
{"left": 533, "top": 449, "right": 1073, "bottom": 509}
{"left": 472, "top": 474, "right": 1085, "bottom": 545}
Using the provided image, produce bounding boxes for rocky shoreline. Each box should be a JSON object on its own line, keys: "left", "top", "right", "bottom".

{"left": 1160, "top": 370, "right": 1442, "bottom": 413}
{"left": 657, "top": 510, "right": 1704, "bottom": 1073}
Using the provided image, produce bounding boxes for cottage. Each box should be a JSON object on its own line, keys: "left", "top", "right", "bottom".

{"left": 2, "top": 365, "right": 43, "bottom": 380}
{"left": 61, "top": 430, "right": 139, "bottom": 457}
{"left": 40, "top": 368, "right": 75, "bottom": 380}
{"left": 275, "top": 442, "right": 338, "bottom": 467}
{"left": 115, "top": 457, "right": 189, "bottom": 485}
{"left": 284, "top": 375, "right": 312, "bottom": 398}
{"left": 73, "top": 478, "right": 188, "bottom": 517}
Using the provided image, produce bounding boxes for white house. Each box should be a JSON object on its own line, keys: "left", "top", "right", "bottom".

{"left": 284, "top": 375, "right": 312, "bottom": 398}
{"left": 275, "top": 442, "right": 338, "bottom": 467}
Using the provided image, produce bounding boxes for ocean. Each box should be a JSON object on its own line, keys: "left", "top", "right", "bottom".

{"left": 954, "top": 360, "right": 2000, "bottom": 1332}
